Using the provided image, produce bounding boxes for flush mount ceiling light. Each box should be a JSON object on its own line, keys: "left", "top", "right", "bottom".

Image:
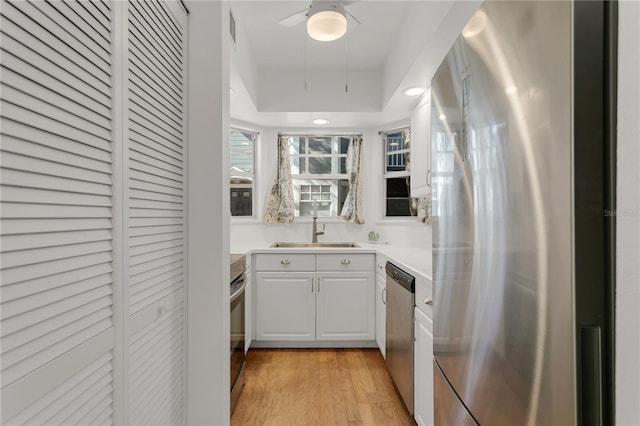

{"left": 403, "top": 87, "right": 426, "bottom": 96}
{"left": 312, "top": 118, "right": 330, "bottom": 125}
{"left": 278, "top": 1, "right": 359, "bottom": 42}
{"left": 307, "top": 8, "right": 347, "bottom": 41}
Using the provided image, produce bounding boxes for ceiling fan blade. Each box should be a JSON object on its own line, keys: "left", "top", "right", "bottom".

{"left": 342, "top": 1, "right": 359, "bottom": 6}
{"left": 277, "top": 8, "right": 309, "bottom": 27}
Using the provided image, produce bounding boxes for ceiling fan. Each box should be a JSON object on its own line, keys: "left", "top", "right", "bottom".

{"left": 278, "top": 0, "right": 361, "bottom": 42}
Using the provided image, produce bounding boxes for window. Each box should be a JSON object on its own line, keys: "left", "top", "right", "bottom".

{"left": 286, "top": 134, "right": 355, "bottom": 217}
{"left": 383, "top": 129, "right": 413, "bottom": 217}
{"left": 230, "top": 129, "right": 256, "bottom": 217}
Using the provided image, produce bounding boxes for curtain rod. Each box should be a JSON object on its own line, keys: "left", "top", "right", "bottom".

{"left": 378, "top": 126, "right": 409, "bottom": 135}
{"left": 277, "top": 133, "right": 362, "bottom": 137}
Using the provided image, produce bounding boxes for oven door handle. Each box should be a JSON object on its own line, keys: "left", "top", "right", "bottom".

{"left": 230, "top": 275, "right": 247, "bottom": 302}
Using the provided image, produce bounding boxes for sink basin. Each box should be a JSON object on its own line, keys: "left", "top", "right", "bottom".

{"left": 270, "top": 242, "right": 360, "bottom": 248}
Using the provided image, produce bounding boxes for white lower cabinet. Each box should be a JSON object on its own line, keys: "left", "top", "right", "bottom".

{"left": 414, "top": 306, "right": 434, "bottom": 426}
{"left": 254, "top": 253, "right": 375, "bottom": 342}
{"left": 375, "top": 272, "right": 386, "bottom": 357}
{"left": 316, "top": 272, "right": 374, "bottom": 340}
{"left": 255, "top": 272, "right": 316, "bottom": 340}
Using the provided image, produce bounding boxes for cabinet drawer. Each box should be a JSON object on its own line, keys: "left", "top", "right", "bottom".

{"left": 375, "top": 253, "right": 388, "bottom": 278}
{"left": 255, "top": 254, "right": 315, "bottom": 271}
{"left": 415, "top": 275, "right": 433, "bottom": 319}
{"left": 316, "top": 254, "right": 374, "bottom": 271}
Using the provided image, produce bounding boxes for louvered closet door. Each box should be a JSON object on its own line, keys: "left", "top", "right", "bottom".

{"left": 126, "top": 1, "right": 187, "bottom": 424}
{"left": 0, "top": 0, "right": 116, "bottom": 424}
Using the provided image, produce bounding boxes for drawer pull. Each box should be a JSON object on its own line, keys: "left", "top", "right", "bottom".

{"left": 281, "top": 259, "right": 291, "bottom": 265}
{"left": 341, "top": 259, "right": 351, "bottom": 265}
{"left": 424, "top": 296, "right": 433, "bottom": 305}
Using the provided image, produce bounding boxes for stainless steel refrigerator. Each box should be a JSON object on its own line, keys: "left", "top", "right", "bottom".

{"left": 430, "top": 1, "right": 616, "bottom": 425}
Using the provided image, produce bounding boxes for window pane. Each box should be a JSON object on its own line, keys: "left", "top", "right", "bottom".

{"left": 309, "top": 157, "right": 331, "bottom": 174}
{"left": 230, "top": 130, "right": 254, "bottom": 173}
{"left": 288, "top": 136, "right": 305, "bottom": 155}
{"left": 386, "top": 132, "right": 405, "bottom": 152}
{"left": 386, "top": 152, "right": 407, "bottom": 172}
{"left": 339, "top": 157, "right": 347, "bottom": 174}
{"left": 308, "top": 137, "right": 332, "bottom": 154}
{"left": 385, "top": 177, "right": 412, "bottom": 217}
{"left": 339, "top": 137, "right": 350, "bottom": 154}
{"left": 386, "top": 198, "right": 411, "bottom": 217}
{"left": 293, "top": 179, "right": 348, "bottom": 217}
{"left": 291, "top": 157, "right": 304, "bottom": 174}
{"left": 230, "top": 176, "right": 253, "bottom": 216}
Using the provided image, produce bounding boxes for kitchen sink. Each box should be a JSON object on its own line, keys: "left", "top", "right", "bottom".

{"left": 270, "top": 242, "right": 360, "bottom": 248}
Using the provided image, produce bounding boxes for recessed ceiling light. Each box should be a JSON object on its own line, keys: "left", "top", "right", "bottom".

{"left": 439, "top": 114, "right": 447, "bottom": 121}
{"left": 230, "top": 87, "right": 235, "bottom": 95}
{"left": 312, "top": 118, "right": 330, "bottom": 125}
{"left": 403, "top": 87, "right": 426, "bottom": 96}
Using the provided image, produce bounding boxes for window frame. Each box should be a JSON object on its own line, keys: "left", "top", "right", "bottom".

{"left": 281, "top": 134, "right": 357, "bottom": 218}
{"left": 381, "top": 128, "right": 414, "bottom": 219}
{"left": 229, "top": 127, "right": 258, "bottom": 218}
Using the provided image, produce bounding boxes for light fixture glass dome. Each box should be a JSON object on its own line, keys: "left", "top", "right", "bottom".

{"left": 307, "top": 10, "right": 347, "bottom": 41}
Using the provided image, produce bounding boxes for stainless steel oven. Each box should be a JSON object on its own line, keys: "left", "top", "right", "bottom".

{"left": 230, "top": 254, "right": 246, "bottom": 413}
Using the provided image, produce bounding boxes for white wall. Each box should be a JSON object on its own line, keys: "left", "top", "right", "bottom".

{"left": 616, "top": 1, "right": 640, "bottom": 424}
{"left": 187, "top": 2, "right": 230, "bottom": 424}
{"left": 230, "top": 122, "right": 432, "bottom": 251}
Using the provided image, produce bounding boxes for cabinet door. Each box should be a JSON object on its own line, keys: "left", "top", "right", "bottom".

{"left": 316, "top": 272, "right": 374, "bottom": 341}
{"left": 256, "top": 272, "right": 315, "bottom": 341}
{"left": 245, "top": 273, "right": 252, "bottom": 353}
{"left": 414, "top": 307, "right": 434, "bottom": 426}
{"left": 410, "top": 92, "right": 432, "bottom": 198}
{"left": 375, "top": 273, "right": 387, "bottom": 357}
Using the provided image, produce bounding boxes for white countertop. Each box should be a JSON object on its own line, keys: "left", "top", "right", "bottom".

{"left": 232, "top": 241, "right": 432, "bottom": 281}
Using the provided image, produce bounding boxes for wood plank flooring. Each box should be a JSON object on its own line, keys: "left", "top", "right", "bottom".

{"left": 231, "top": 348, "right": 415, "bottom": 426}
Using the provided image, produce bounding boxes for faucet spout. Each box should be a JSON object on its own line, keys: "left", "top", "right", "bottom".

{"left": 311, "top": 207, "right": 325, "bottom": 243}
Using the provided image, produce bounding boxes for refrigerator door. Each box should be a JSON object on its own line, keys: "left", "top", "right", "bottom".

{"left": 431, "top": 1, "right": 575, "bottom": 425}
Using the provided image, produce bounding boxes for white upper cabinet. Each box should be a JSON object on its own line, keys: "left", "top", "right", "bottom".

{"left": 410, "top": 90, "right": 432, "bottom": 198}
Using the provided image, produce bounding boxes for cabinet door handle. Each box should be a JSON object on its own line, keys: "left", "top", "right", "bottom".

{"left": 426, "top": 170, "right": 431, "bottom": 188}
{"left": 311, "top": 279, "right": 314, "bottom": 292}
{"left": 424, "top": 296, "right": 433, "bottom": 305}
{"left": 281, "top": 259, "right": 291, "bottom": 265}
{"left": 317, "top": 277, "right": 320, "bottom": 292}
{"left": 341, "top": 259, "right": 351, "bottom": 265}
{"left": 382, "top": 288, "right": 386, "bottom": 304}
{"left": 377, "top": 263, "right": 383, "bottom": 269}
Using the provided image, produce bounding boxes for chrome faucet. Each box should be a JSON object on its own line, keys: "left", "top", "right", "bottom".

{"left": 311, "top": 203, "right": 325, "bottom": 243}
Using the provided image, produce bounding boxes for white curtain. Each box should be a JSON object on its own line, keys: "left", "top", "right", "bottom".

{"left": 264, "top": 136, "right": 295, "bottom": 223}
{"left": 340, "top": 136, "right": 365, "bottom": 224}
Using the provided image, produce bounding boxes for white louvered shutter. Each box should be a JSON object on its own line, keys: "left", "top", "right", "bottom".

{"left": 1, "top": 0, "right": 116, "bottom": 424}
{"left": 126, "top": 1, "right": 187, "bottom": 424}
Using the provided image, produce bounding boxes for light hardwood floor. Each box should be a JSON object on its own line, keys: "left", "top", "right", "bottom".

{"left": 231, "top": 348, "right": 415, "bottom": 426}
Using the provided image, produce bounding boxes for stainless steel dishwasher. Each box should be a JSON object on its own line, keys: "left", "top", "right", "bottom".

{"left": 385, "top": 261, "right": 416, "bottom": 414}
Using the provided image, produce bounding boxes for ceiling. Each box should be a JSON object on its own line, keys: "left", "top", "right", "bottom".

{"left": 230, "top": 1, "right": 411, "bottom": 69}
{"left": 228, "top": 0, "right": 481, "bottom": 128}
